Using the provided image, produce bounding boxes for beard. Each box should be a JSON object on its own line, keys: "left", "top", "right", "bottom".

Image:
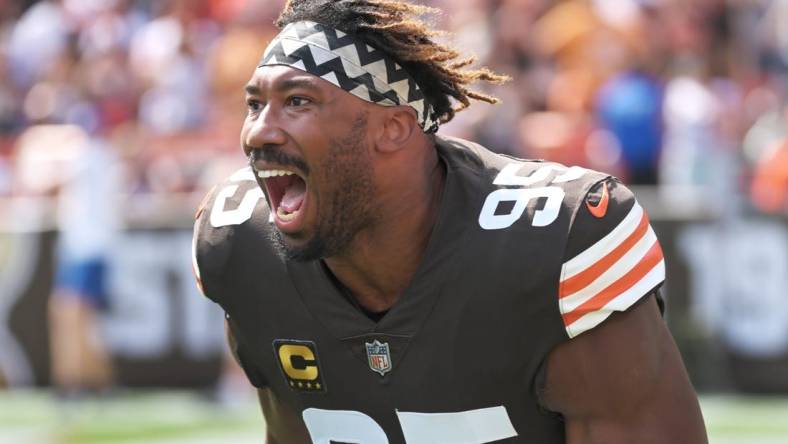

{"left": 269, "top": 111, "right": 377, "bottom": 262}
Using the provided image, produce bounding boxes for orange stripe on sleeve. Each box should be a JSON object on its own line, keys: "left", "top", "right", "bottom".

{"left": 562, "top": 241, "right": 664, "bottom": 327}
{"left": 560, "top": 212, "right": 650, "bottom": 298}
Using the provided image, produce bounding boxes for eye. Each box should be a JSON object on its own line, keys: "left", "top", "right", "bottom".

{"left": 246, "top": 99, "right": 262, "bottom": 113}
{"left": 286, "top": 96, "right": 312, "bottom": 107}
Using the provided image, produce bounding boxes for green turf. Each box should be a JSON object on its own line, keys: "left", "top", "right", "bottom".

{"left": 0, "top": 390, "right": 264, "bottom": 444}
{"left": 701, "top": 395, "right": 788, "bottom": 440}
{"left": 1, "top": 390, "right": 787, "bottom": 443}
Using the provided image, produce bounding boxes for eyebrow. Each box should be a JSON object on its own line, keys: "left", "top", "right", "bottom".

{"left": 244, "top": 78, "right": 322, "bottom": 96}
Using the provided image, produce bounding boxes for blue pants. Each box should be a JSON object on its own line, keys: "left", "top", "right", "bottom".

{"left": 54, "top": 258, "right": 109, "bottom": 310}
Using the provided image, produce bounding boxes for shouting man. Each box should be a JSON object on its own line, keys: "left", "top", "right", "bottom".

{"left": 193, "top": 0, "right": 708, "bottom": 442}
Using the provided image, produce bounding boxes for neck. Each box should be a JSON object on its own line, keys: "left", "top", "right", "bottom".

{"left": 324, "top": 139, "right": 445, "bottom": 313}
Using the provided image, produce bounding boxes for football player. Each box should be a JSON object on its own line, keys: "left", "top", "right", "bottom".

{"left": 193, "top": 1, "right": 708, "bottom": 442}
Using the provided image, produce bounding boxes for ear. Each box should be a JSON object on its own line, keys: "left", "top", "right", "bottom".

{"left": 375, "top": 106, "right": 419, "bottom": 154}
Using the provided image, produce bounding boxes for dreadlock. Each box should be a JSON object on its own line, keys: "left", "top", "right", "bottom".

{"left": 276, "top": 0, "right": 510, "bottom": 124}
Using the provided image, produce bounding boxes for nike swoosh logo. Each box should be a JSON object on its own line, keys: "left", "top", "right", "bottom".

{"left": 586, "top": 182, "right": 609, "bottom": 218}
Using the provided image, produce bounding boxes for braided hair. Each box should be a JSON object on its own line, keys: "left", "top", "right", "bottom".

{"left": 276, "top": 0, "right": 510, "bottom": 124}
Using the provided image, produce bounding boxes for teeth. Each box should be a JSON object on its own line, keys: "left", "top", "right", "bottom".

{"left": 277, "top": 206, "right": 298, "bottom": 221}
{"left": 257, "top": 169, "right": 296, "bottom": 179}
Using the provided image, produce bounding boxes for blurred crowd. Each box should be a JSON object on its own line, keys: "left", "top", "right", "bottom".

{"left": 0, "top": 0, "right": 786, "bottom": 213}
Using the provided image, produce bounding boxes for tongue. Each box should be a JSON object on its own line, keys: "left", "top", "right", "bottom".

{"left": 280, "top": 178, "right": 306, "bottom": 213}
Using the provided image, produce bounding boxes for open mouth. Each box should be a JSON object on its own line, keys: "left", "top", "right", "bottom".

{"left": 257, "top": 169, "right": 308, "bottom": 228}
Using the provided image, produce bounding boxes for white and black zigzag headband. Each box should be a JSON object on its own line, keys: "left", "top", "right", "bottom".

{"left": 260, "top": 21, "right": 440, "bottom": 133}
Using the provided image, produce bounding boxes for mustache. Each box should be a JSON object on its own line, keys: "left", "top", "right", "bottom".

{"left": 245, "top": 145, "right": 310, "bottom": 175}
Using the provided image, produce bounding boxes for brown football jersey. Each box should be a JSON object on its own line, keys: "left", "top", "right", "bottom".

{"left": 193, "top": 136, "right": 665, "bottom": 443}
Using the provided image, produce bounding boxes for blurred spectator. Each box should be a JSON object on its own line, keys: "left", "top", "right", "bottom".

{"left": 47, "top": 129, "right": 122, "bottom": 399}
{"left": 752, "top": 137, "right": 788, "bottom": 213}
{"left": 0, "top": 0, "right": 780, "bottom": 201}
{"left": 14, "top": 123, "right": 122, "bottom": 397}
{"left": 5, "top": 1, "right": 70, "bottom": 90}
{"left": 596, "top": 72, "right": 663, "bottom": 184}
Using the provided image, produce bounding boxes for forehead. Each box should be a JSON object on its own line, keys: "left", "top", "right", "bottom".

{"left": 246, "top": 65, "right": 339, "bottom": 96}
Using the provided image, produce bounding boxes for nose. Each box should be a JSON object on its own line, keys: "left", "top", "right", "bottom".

{"left": 243, "top": 103, "right": 287, "bottom": 155}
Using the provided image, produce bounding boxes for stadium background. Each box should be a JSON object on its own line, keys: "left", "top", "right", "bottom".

{"left": 0, "top": 0, "right": 787, "bottom": 442}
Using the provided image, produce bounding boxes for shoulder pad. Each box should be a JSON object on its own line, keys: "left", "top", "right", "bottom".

{"left": 192, "top": 167, "right": 276, "bottom": 302}
{"left": 558, "top": 177, "right": 665, "bottom": 338}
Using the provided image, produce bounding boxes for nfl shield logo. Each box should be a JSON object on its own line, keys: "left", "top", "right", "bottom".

{"left": 365, "top": 340, "right": 392, "bottom": 376}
